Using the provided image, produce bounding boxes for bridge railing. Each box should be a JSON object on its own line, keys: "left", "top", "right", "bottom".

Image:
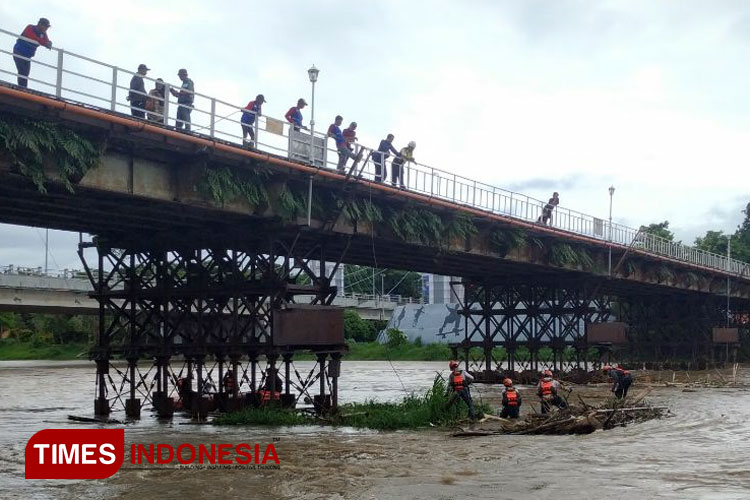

{"left": 1, "top": 27, "right": 749, "bottom": 279}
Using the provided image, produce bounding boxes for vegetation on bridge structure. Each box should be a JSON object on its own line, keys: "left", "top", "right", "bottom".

{"left": 0, "top": 115, "right": 103, "bottom": 193}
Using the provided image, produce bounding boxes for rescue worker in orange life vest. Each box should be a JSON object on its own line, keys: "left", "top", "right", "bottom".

{"left": 500, "top": 378, "right": 522, "bottom": 419}
{"left": 223, "top": 369, "right": 236, "bottom": 395}
{"left": 448, "top": 360, "right": 476, "bottom": 419}
{"left": 537, "top": 369, "right": 567, "bottom": 414}
{"left": 604, "top": 365, "right": 633, "bottom": 399}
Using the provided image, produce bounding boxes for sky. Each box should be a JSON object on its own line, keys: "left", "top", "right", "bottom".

{"left": 1, "top": 0, "right": 749, "bottom": 272}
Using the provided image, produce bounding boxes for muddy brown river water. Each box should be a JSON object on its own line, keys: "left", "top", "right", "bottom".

{"left": 1, "top": 360, "right": 749, "bottom": 499}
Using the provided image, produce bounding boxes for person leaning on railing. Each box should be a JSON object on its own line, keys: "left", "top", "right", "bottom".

{"left": 329, "top": 115, "right": 361, "bottom": 172}
{"left": 537, "top": 192, "right": 559, "bottom": 225}
{"left": 371, "top": 133, "right": 401, "bottom": 183}
{"left": 12, "top": 17, "right": 52, "bottom": 88}
{"left": 170, "top": 68, "right": 194, "bottom": 131}
{"left": 285, "top": 98, "right": 308, "bottom": 131}
{"left": 145, "top": 78, "right": 165, "bottom": 122}
{"left": 241, "top": 94, "right": 265, "bottom": 148}
{"left": 391, "top": 141, "right": 416, "bottom": 189}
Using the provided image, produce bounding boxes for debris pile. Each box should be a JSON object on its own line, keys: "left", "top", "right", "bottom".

{"left": 452, "top": 392, "right": 668, "bottom": 437}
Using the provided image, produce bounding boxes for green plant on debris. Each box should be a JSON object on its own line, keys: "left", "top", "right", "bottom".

{"left": 214, "top": 376, "right": 490, "bottom": 430}
{"left": 0, "top": 115, "right": 103, "bottom": 193}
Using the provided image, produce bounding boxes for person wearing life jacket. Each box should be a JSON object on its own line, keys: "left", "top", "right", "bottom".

{"left": 447, "top": 360, "right": 476, "bottom": 419}
{"left": 537, "top": 369, "right": 566, "bottom": 414}
{"left": 604, "top": 365, "right": 633, "bottom": 399}
{"left": 500, "top": 378, "right": 522, "bottom": 419}
{"left": 257, "top": 374, "right": 283, "bottom": 407}
{"left": 223, "top": 369, "right": 236, "bottom": 396}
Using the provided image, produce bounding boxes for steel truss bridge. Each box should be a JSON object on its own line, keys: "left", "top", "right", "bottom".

{"left": 1, "top": 29, "right": 749, "bottom": 418}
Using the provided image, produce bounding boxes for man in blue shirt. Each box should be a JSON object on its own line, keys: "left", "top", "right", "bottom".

{"left": 241, "top": 94, "right": 266, "bottom": 147}
{"left": 13, "top": 18, "right": 52, "bottom": 88}
{"left": 285, "top": 98, "right": 308, "bottom": 131}
{"left": 371, "top": 134, "right": 400, "bottom": 183}
{"left": 328, "top": 116, "right": 363, "bottom": 172}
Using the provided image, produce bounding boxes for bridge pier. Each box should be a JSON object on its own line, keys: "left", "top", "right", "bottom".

{"left": 452, "top": 279, "right": 612, "bottom": 380}
{"left": 78, "top": 235, "right": 346, "bottom": 419}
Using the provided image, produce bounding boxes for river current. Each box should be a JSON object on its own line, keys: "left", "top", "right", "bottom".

{"left": 1, "top": 360, "right": 748, "bottom": 499}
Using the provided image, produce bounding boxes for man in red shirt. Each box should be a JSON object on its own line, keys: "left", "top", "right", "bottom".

{"left": 13, "top": 18, "right": 52, "bottom": 88}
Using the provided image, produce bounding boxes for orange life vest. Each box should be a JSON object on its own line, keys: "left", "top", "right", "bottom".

{"left": 259, "top": 390, "right": 281, "bottom": 405}
{"left": 615, "top": 367, "right": 630, "bottom": 376}
{"left": 452, "top": 371, "right": 465, "bottom": 392}
{"left": 540, "top": 379, "right": 554, "bottom": 398}
{"left": 505, "top": 388, "right": 519, "bottom": 407}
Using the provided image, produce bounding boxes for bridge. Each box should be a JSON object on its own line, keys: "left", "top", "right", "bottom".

{"left": 1, "top": 27, "right": 748, "bottom": 417}
{"left": 0, "top": 265, "right": 407, "bottom": 320}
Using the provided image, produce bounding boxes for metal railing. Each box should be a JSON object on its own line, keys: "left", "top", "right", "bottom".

{"left": 2, "top": 26, "right": 749, "bottom": 279}
{"left": 0, "top": 264, "right": 86, "bottom": 279}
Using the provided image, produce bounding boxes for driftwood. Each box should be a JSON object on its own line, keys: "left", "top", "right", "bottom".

{"left": 451, "top": 400, "right": 668, "bottom": 438}
{"left": 68, "top": 415, "right": 125, "bottom": 425}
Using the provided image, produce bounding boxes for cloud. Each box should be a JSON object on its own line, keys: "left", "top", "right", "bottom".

{"left": 2, "top": 1, "right": 750, "bottom": 267}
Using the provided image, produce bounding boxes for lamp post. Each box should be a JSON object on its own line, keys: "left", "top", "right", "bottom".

{"left": 307, "top": 65, "right": 319, "bottom": 165}
{"left": 608, "top": 185, "right": 615, "bottom": 277}
{"left": 307, "top": 65, "right": 319, "bottom": 226}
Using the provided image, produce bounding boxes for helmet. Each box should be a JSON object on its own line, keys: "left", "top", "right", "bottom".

{"left": 449, "top": 360, "right": 459, "bottom": 369}
{"left": 503, "top": 378, "right": 512, "bottom": 387}
{"left": 543, "top": 369, "right": 553, "bottom": 377}
{"left": 603, "top": 365, "right": 612, "bottom": 371}
{"left": 408, "top": 141, "right": 416, "bottom": 148}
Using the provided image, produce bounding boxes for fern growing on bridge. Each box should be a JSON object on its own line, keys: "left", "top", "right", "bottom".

{"left": 0, "top": 115, "right": 102, "bottom": 193}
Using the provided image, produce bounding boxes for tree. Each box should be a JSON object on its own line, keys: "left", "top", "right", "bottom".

{"left": 694, "top": 201, "right": 750, "bottom": 263}
{"left": 695, "top": 230, "right": 728, "bottom": 255}
{"left": 343, "top": 310, "right": 378, "bottom": 342}
{"left": 344, "top": 265, "right": 422, "bottom": 299}
{"left": 639, "top": 221, "right": 676, "bottom": 242}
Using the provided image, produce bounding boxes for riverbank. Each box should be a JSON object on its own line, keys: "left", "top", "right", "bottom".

{"left": 0, "top": 340, "right": 89, "bottom": 360}
{"left": 0, "top": 340, "right": 453, "bottom": 361}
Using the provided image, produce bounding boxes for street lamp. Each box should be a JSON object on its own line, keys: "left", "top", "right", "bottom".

{"left": 608, "top": 185, "right": 615, "bottom": 277}
{"left": 306, "top": 65, "right": 319, "bottom": 226}
{"left": 307, "top": 65, "right": 319, "bottom": 165}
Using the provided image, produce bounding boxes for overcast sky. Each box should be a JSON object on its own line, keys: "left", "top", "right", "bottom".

{"left": 1, "top": 1, "right": 749, "bottom": 272}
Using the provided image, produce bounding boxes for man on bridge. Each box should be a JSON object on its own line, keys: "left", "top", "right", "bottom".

{"left": 13, "top": 18, "right": 52, "bottom": 88}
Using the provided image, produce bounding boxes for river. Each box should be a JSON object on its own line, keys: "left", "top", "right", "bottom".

{"left": 1, "top": 360, "right": 749, "bottom": 500}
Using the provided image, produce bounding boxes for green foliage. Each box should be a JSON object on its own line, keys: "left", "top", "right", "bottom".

{"left": 334, "top": 376, "right": 483, "bottom": 430}
{"left": 444, "top": 214, "right": 478, "bottom": 241}
{"left": 343, "top": 310, "right": 379, "bottom": 342}
{"left": 341, "top": 198, "right": 384, "bottom": 224}
{"left": 694, "top": 230, "right": 728, "bottom": 255}
{"left": 387, "top": 205, "right": 444, "bottom": 245}
{"left": 213, "top": 407, "right": 315, "bottom": 426}
{"left": 0, "top": 339, "right": 89, "bottom": 360}
{"left": 344, "top": 341, "right": 452, "bottom": 361}
{"left": 639, "top": 221, "right": 676, "bottom": 242}
{"left": 344, "top": 265, "right": 423, "bottom": 299}
{"left": 276, "top": 183, "right": 306, "bottom": 221}
{"left": 385, "top": 328, "right": 407, "bottom": 348}
{"left": 198, "top": 165, "right": 269, "bottom": 208}
{"left": 490, "top": 227, "right": 527, "bottom": 256}
{"left": 549, "top": 243, "right": 594, "bottom": 269}
{"left": 413, "top": 336, "right": 423, "bottom": 347}
{"left": 214, "top": 377, "right": 486, "bottom": 430}
{"left": 0, "top": 114, "right": 102, "bottom": 192}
